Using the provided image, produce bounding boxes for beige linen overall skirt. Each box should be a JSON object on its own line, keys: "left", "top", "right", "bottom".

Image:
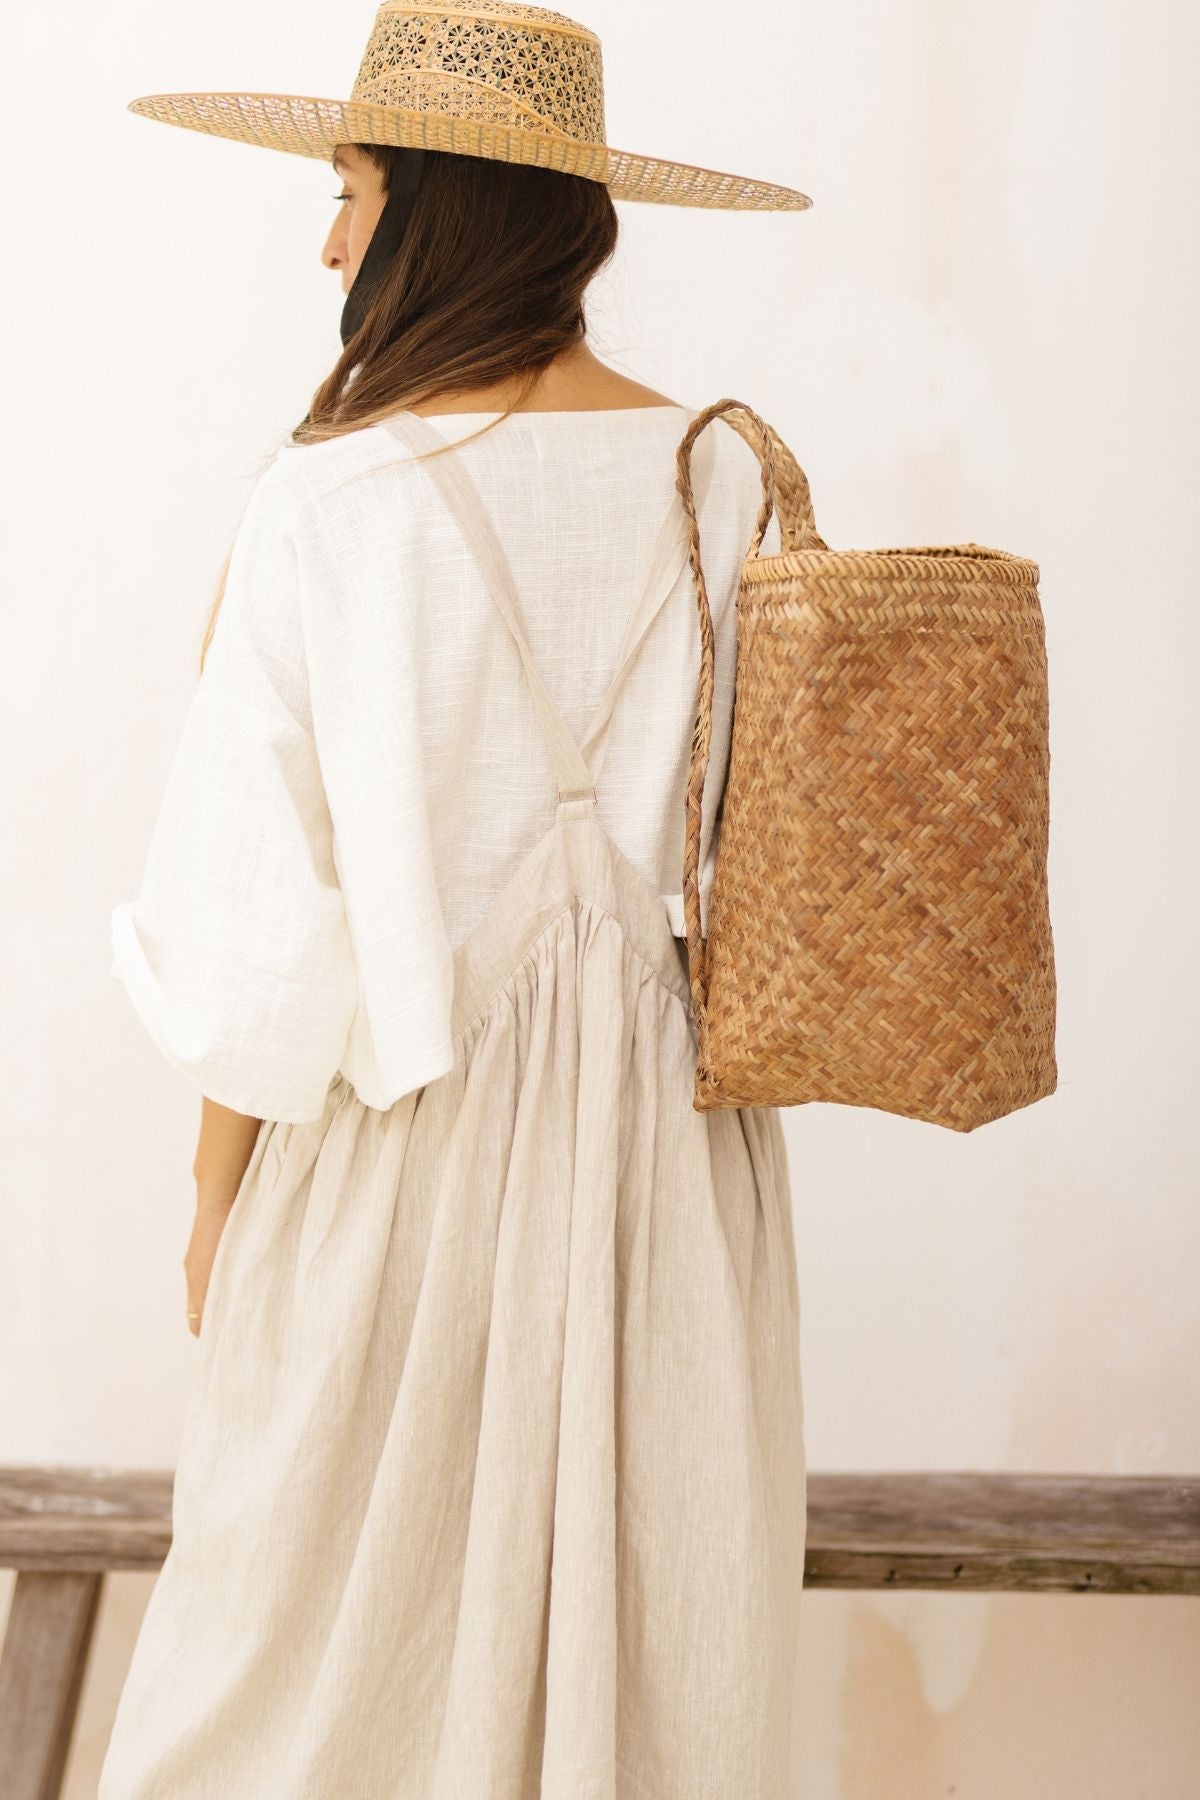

{"left": 99, "top": 411, "right": 807, "bottom": 1800}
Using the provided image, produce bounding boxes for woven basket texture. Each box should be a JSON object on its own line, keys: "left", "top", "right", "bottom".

{"left": 675, "top": 400, "right": 1057, "bottom": 1132}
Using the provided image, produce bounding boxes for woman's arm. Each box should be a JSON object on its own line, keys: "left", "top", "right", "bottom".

{"left": 192, "top": 1097, "right": 261, "bottom": 1191}
{"left": 111, "top": 460, "right": 357, "bottom": 1130}
{"left": 184, "top": 1099, "right": 262, "bottom": 1337}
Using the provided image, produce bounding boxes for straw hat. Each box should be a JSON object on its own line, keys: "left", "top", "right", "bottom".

{"left": 127, "top": 0, "right": 812, "bottom": 212}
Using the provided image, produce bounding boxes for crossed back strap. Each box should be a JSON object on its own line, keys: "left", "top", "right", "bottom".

{"left": 381, "top": 408, "right": 717, "bottom": 804}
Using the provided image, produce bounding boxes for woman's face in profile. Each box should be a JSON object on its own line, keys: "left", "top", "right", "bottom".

{"left": 321, "top": 145, "right": 387, "bottom": 295}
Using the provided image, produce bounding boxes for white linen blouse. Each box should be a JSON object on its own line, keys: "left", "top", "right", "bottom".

{"left": 110, "top": 402, "right": 781, "bottom": 1123}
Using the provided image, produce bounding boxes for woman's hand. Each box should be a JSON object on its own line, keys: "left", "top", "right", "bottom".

{"left": 183, "top": 1185, "right": 240, "bottom": 1336}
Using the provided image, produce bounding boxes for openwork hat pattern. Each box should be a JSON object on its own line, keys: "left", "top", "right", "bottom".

{"left": 351, "top": 2, "right": 606, "bottom": 142}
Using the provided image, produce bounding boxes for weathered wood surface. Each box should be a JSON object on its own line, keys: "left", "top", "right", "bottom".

{"left": 0, "top": 1570, "right": 102, "bottom": 1800}
{"left": 1, "top": 1465, "right": 1197, "bottom": 1593}
{"left": 0, "top": 1466, "right": 172, "bottom": 1573}
{"left": 803, "top": 1471, "right": 1200, "bottom": 1594}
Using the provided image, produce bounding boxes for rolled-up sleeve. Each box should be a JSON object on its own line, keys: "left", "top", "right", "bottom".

{"left": 110, "top": 460, "right": 357, "bottom": 1123}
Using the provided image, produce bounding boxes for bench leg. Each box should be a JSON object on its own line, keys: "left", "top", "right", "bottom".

{"left": 0, "top": 1570, "right": 103, "bottom": 1800}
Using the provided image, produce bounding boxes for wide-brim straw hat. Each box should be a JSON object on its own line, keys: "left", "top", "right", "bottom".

{"left": 127, "top": 0, "right": 813, "bottom": 212}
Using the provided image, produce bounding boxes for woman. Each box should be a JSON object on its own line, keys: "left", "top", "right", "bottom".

{"left": 102, "top": 5, "right": 811, "bottom": 1796}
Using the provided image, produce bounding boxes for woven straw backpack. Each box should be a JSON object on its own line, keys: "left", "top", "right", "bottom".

{"left": 674, "top": 399, "right": 1058, "bottom": 1132}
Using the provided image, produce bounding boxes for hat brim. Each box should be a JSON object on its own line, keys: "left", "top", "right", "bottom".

{"left": 127, "top": 91, "right": 812, "bottom": 211}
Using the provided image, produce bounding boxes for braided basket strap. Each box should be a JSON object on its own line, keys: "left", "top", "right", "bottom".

{"left": 673, "top": 398, "right": 824, "bottom": 1027}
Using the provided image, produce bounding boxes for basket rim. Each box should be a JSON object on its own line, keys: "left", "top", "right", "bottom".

{"left": 741, "top": 544, "right": 1040, "bottom": 580}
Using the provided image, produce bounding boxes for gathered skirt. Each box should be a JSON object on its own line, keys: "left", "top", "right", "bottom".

{"left": 99, "top": 814, "right": 807, "bottom": 1799}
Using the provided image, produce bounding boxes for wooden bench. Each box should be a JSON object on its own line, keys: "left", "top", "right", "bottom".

{"left": 1, "top": 1465, "right": 1197, "bottom": 1799}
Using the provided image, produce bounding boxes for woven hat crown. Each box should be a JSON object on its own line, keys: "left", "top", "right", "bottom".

{"left": 351, "top": 1, "right": 606, "bottom": 146}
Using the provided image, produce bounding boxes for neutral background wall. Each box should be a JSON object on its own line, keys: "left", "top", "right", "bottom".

{"left": 3, "top": 0, "right": 1197, "bottom": 1794}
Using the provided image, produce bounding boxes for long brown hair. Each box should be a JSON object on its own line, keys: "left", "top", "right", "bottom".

{"left": 199, "top": 144, "right": 619, "bottom": 670}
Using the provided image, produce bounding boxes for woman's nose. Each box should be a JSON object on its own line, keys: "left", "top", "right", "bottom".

{"left": 321, "top": 221, "right": 346, "bottom": 273}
